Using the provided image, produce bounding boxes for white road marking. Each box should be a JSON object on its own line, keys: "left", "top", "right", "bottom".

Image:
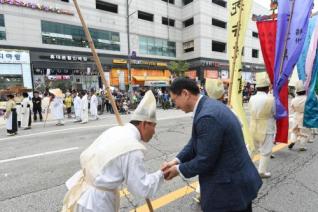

{"left": 0, "top": 147, "right": 80, "bottom": 164}
{"left": 0, "top": 114, "right": 190, "bottom": 141}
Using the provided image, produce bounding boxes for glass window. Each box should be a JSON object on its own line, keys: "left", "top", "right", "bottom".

{"left": 252, "top": 49, "right": 259, "bottom": 58}
{"left": 41, "top": 21, "right": 120, "bottom": 51}
{"left": 183, "top": 17, "right": 194, "bottom": 28}
{"left": 212, "top": 40, "right": 226, "bottom": 53}
{"left": 139, "top": 36, "right": 176, "bottom": 57}
{"left": 0, "top": 14, "right": 6, "bottom": 40}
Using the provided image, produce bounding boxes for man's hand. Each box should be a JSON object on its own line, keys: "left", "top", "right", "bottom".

{"left": 161, "top": 158, "right": 179, "bottom": 172}
{"left": 163, "top": 165, "right": 179, "bottom": 180}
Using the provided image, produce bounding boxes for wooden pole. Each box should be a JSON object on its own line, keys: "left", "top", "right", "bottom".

{"left": 71, "top": 0, "right": 154, "bottom": 211}
{"left": 228, "top": 0, "right": 244, "bottom": 106}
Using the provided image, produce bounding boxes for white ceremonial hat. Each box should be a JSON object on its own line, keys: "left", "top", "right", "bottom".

{"left": 295, "top": 80, "right": 306, "bottom": 93}
{"left": 49, "top": 88, "right": 64, "bottom": 97}
{"left": 205, "top": 78, "right": 225, "bottom": 100}
{"left": 256, "top": 72, "right": 270, "bottom": 88}
{"left": 131, "top": 90, "right": 157, "bottom": 123}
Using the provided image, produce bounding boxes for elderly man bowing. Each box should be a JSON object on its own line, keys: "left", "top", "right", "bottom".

{"left": 62, "top": 90, "right": 164, "bottom": 212}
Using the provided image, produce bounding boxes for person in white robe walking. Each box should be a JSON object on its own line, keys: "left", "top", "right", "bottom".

{"left": 89, "top": 90, "right": 98, "bottom": 120}
{"left": 288, "top": 80, "right": 311, "bottom": 151}
{"left": 21, "top": 92, "right": 32, "bottom": 130}
{"left": 49, "top": 89, "right": 65, "bottom": 126}
{"left": 4, "top": 94, "right": 18, "bottom": 136}
{"left": 249, "top": 74, "right": 276, "bottom": 178}
{"left": 14, "top": 94, "right": 23, "bottom": 128}
{"left": 73, "top": 92, "right": 82, "bottom": 122}
{"left": 80, "top": 91, "right": 89, "bottom": 124}
{"left": 62, "top": 90, "right": 164, "bottom": 212}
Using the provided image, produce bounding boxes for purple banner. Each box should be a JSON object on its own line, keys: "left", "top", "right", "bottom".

{"left": 273, "top": 0, "right": 313, "bottom": 119}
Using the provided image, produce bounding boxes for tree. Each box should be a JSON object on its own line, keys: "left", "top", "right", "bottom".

{"left": 168, "top": 61, "right": 189, "bottom": 77}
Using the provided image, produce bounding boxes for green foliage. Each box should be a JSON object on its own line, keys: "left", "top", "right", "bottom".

{"left": 168, "top": 61, "right": 189, "bottom": 77}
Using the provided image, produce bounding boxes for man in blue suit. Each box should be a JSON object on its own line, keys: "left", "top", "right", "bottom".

{"left": 163, "top": 78, "right": 262, "bottom": 212}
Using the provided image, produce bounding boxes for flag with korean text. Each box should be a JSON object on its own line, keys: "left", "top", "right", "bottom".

{"left": 228, "top": 0, "right": 254, "bottom": 153}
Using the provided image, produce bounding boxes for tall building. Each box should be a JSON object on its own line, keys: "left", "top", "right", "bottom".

{"left": 0, "top": 0, "right": 268, "bottom": 91}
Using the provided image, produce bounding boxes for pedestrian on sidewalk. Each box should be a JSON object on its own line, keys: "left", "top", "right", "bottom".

{"left": 62, "top": 91, "right": 164, "bottom": 212}
{"left": 21, "top": 92, "right": 32, "bottom": 130}
{"left": 32, "top": 91, "right": 43, "bottom": 122}
{"left": 4, "top": 94, "right": 18, "bottom": 136}
{"left": 248, "top": 73, "right": 276, "bottom": 178}
{"left": 289, "top": 80, "right": 311, "bottom": 151}
{"left": 49, "top": 89, "right": 65, "bottom": 126}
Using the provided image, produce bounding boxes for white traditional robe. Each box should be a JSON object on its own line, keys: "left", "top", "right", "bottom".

{"left": 248, "top": 91, "right": 276, "bottom": 156}
{"left": 80, "top": 95, "right": 89, "bottom": 123}
{"left": 89, "top": 94, "right": 98, "bottom": 118}
{"left": 51, "top": 97, "right": 64, "bottom": 121}
{"left": 290, "top": 95, "right": 311, "bottom": 144}
{"left": 21, "top": 97, "right": 32, "bottom": 128}
{"left": 42, "top": 97, "right": 52, "bottom": 121}
{"left": 73, "top": 96, "right": 82, "bottom": 120}
{"left": 63, "top": 123, "right": 163, "bottom": 212}
{"left": 14, "top": 96, "right": 23, "bottom": 124}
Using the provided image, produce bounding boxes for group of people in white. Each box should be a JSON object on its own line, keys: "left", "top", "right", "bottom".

{"left": 3, "top": 89, "right": 101, "bottom": 136}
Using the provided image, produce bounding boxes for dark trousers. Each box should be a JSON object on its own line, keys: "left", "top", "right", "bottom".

{"left": 33, "top": 107, "right": 43, "bottom": 121}
{"left": 231, "top": 203, "right": 252, "bottom": 212}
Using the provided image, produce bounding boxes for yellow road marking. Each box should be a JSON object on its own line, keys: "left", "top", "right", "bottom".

{"left": 131, "top": 142, "right": 288, "bottom": 212}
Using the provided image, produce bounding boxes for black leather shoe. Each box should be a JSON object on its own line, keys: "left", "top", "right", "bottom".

{"left": 288, "top": 143, "right": 295, "bottom": 149}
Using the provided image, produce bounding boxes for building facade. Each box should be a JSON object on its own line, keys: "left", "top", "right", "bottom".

{"left": 0, "top": 0, "right": 268, "bottom": 91}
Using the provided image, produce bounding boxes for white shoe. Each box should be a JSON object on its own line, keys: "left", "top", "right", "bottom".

{"left": 259, "top": 172, "right": 271, "bottom": 178}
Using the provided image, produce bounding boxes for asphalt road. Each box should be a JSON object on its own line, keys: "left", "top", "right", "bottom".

{"left": 0, "top": 109, "right": 317, "bottom": 212}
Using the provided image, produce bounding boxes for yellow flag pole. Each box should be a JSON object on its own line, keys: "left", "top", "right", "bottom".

{"left": 71, "top": 0, "right": 154, "bottom": 211}
{"left": 228, "top": 0, "right": 244, "bottom": 106}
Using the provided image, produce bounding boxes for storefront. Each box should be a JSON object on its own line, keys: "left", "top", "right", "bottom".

{"left": 0, "top": 49, "right": 32, "bottom": 90}
{"left": 30, "top": 50, "right": 99, "bottom": 92}
{"left": 110, "top": 59, "right": 171, "bottom": 89}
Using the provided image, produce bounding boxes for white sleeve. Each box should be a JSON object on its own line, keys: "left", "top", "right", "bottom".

{"left": 122, "top": 150, "right": 164, "bottom": 198}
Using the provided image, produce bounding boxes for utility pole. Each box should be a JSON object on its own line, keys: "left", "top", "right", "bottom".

{"left": 126, "top": 0, "right": 132, "bottom": 94}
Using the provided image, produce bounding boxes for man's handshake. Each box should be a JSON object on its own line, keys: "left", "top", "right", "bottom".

{"left": 161, "top": 158, "right": 180, "bottom": 180}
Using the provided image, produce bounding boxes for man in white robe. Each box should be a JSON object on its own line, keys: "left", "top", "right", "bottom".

{"left": 73, "top": 92, "right": 82, "bottom": 122}
{"left": 62, "top": 90, "right": 164, "bottom": 212}
{"left": 21, "top": 92, "right": 32, "bottom": 130}
{"left": 14, "top": 94, "right": 23, "bottom": 128}
{"left": 249, "top": 74, "right": 276, "bottom": 178}
{"left": 80, "top": 91, "right": 89, "bottom": 124}
{"left": 89, "top": 90, "right": 98, "bottom": 120}
{"left": 4, "top": 94, "right": 18, "bottom": 136}
{"left": 49, "top": 89, "right": 65, "bottom": 126}
{"left": 288, "top": 80, "right": 311, "bottom": 151}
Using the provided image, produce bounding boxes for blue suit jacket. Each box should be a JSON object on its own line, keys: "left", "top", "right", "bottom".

{"left": 177, "top": 96, "right": 262, "bottom": 212}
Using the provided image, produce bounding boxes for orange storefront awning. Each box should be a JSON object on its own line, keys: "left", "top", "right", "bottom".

{"left": 133, "top": 76, "right": 169, "bottom": 81}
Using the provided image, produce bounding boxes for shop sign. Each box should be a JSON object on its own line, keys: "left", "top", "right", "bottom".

{"left": 0, "top": 49, "right": 30, "bottom": 64}
{"left": 0, "top": 0, "right": 74, "bottom": 16}
{"left": 205, "top": 70, "right": 218, "bottom": 79}
{"left": 185, "top": 70, "right": 197, "bottom": 79}
{"left": 220, "top": 70, "right": 228, "bottom": 79}
{"left": 201, "top": 61, "right": 219, "bottom": 68}
{"left": 50, "top": 54, "right": 88, "bottom": 62}
{"left": 48, "top": 75, "right": 70, "bottom": 80}
{"left": 144, "top": 81, "right": 169, "bottom": 87}
{"left": 112, "top": 59, "right": 127, "bottom": 64}
{"left": 131, "top": 60, "right": 167, "bottom": 67}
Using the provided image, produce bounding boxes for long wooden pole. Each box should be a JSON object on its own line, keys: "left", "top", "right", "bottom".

{"left": 228, "top": 0, "right": 244, "bottom": 106}
{"left": 72, "top": 0, "right": 154, "bottom": 211}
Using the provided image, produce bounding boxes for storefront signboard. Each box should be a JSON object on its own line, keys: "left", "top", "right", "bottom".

{"left": 50, "top": 54, "right": 88, "bottom": 62}
{"left": 113, "top": 59, "right": 167, "bottom": 67}
{"left": 48, "top": 75, "right": 71, "bottom": 80}
{"left": 0, "top": 49, "right": 30, "bottom": 64}
{"left": 220, "top": 70, "right": 229, "bottom": 79}
{"left": 144, "top": 81, "right": 169, "bottom": 87}
{"left": 204, "top": 70, "right": 218, "bottom": 79}
{"left": 0, "top": 0, "right": 74, "bottom": 16}
{"left": 118, "top": 71, "right": 125, "bottom": 90}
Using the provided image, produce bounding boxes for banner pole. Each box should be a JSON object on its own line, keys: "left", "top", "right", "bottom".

{"left": 71, "top": 0, "right": 154, "bottom": 211}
